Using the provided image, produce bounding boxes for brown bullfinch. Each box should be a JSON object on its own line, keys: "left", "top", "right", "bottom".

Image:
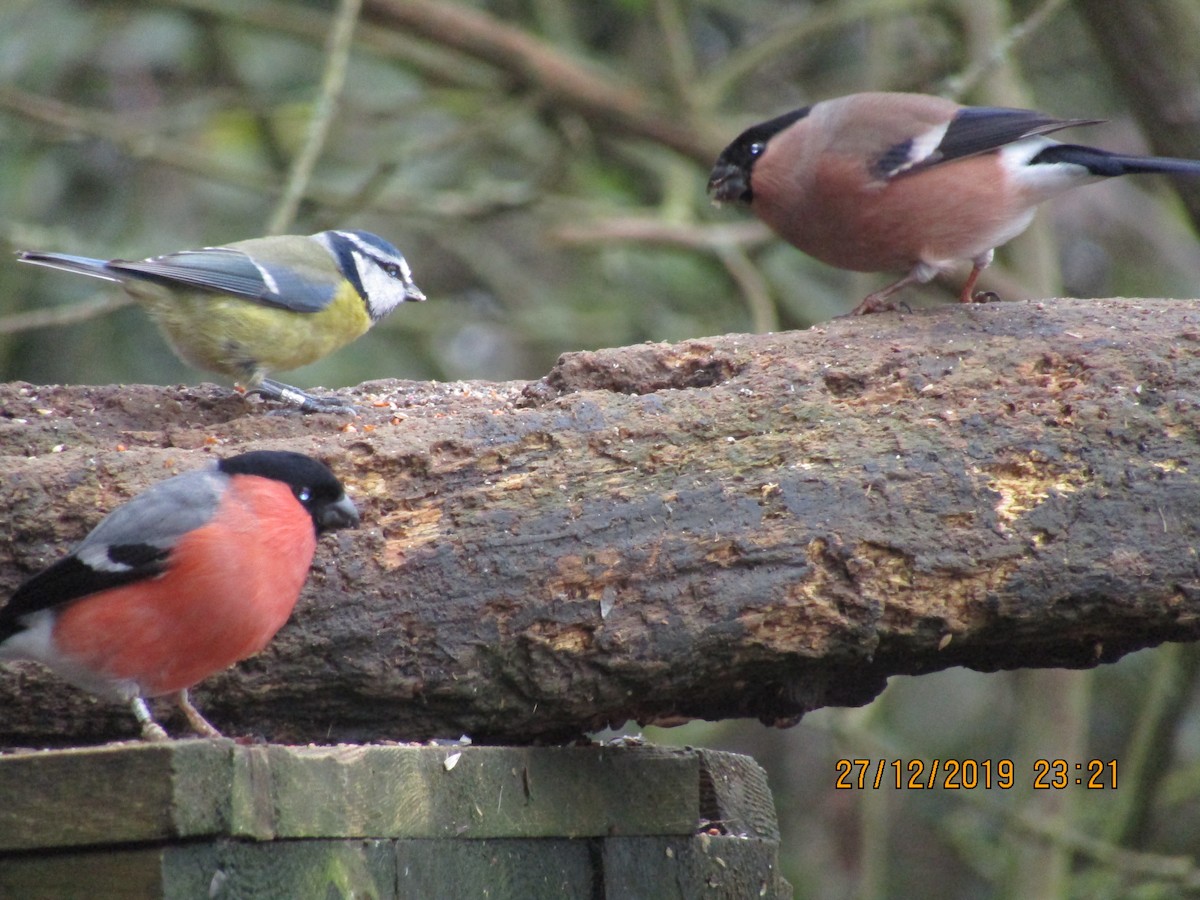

{"left": 707, "top": 91, "right": 1200, "bottom": 315}
{"left": 0, "top": 450, "right": 358, "bottom": 740}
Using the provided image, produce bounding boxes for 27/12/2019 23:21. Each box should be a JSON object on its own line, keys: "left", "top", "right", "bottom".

{"left": 834, "top": 758, "right": 1118, "bottom": 790}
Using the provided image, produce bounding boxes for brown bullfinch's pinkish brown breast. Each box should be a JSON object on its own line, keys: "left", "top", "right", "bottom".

{"left": 753, "top": 148, "right": 1038, "bottom": 274}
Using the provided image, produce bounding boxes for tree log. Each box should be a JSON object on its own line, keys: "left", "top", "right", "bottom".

{"left": 2, "top": 298, "right": 1199, "bottom": 746}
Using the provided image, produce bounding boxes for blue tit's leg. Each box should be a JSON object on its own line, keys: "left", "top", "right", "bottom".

{"left": 253, "top": 379, "right": 358, "bottom": 414}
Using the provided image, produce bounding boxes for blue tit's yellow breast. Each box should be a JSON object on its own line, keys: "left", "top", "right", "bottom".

{"left": 133, "top": 282, "right": 372, "bottom": 383}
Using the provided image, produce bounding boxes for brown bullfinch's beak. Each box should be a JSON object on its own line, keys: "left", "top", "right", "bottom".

{"left": 707, "top": 162, "right": 750, "bottom": 206}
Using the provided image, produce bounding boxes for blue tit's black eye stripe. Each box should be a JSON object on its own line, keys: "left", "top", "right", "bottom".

{"left": 322, "top": 232, "right": 370, "bottom": 301}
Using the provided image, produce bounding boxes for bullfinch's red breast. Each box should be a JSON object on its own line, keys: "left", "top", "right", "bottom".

{"left": 0, "top": 450, "right": 359, "bottom": 740}
{"left": 708, "top": 91, "right": 1200, "bottom": 314}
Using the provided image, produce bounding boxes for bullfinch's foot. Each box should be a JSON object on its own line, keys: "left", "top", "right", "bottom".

{"left": 967, "top": 290, "right": 1002, "bottom": 304}
{"left": 254, "top": 379, "right": 358, "bottom": 415}
{"left": 175, "top": 689, "right": 223, "bottom": 738}
{"left": 847, "top": 297, "right": 895, "bottom": 316}
{"left": 845, "top": 294, "right": 912, "bottom": 317}
{"left": 132, "top": 697, "right": 171, "bottom": 742}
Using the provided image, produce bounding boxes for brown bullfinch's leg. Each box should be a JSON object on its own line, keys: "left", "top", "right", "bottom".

{"left": 175, "top": 689, "right": 223, "bottom": 738}
{"left": 849, "top": 270, "right": 924, "bottom": 315}
{"left": 132, "top": 697, "right": 170, "bottom": 742}
{"left": 958, "top": 250, "right": 997, "bottom": 304}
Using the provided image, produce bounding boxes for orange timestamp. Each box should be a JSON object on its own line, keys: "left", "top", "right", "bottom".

{"left": 835, "top": 758, "right": 1118, "bottom": 790}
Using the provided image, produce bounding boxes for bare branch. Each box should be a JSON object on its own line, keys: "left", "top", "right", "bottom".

{"left": 361, "top": 0, "right": 720, "bottom": 164}
{"left": 0, "top": 293, "right": 135, "bottom": 336}
{"left": 266, "top": 0, "right": 363, "bottom": 235}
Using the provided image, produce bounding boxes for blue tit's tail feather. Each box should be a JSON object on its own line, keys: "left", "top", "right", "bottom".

{"left": 16, "top": 251, "right": 122, "bottom": 282}
{"left": 1030, "top": 144, "right": 1200, "bottom": 178}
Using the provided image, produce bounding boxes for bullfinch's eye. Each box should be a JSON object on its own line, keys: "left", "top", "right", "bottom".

{"left": 296, "top": 486, "right": 313, "bottom": 503}
{"left": 749, "top": 142, "right": 765, "bottom": 157}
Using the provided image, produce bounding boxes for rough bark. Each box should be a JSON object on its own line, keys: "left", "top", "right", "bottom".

{"left": 2, "top": 297, "right": 1199, "bottom": 746}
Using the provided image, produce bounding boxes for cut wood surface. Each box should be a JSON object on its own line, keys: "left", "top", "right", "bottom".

{"left": 1, "top": 298, "right": 1199, "bottom": 745}
{"left": 0, "top": 742, "right": 787, "bottom": 899}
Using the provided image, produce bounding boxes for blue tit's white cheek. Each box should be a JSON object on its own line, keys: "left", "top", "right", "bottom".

{"left": 353, "top": 250, "right": 408, "bottom": 320}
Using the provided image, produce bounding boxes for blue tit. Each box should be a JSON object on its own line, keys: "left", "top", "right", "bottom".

{"left": 17, "top": 230, "right": 426, "bottom": 412}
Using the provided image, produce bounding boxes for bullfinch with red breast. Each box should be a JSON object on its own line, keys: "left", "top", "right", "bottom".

{"left": 0, "top": 450, "right": 359, "bottom": 740}
{"left": 708, "top": 91, "right": 1200, "bottom": 315}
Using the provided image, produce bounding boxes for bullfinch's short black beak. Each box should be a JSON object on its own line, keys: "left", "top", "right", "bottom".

{"left": 707, "top": 163, "right": 751, "bottom": 206}
{"left": 317, "top": 494, "right": 360, "bottom": 533}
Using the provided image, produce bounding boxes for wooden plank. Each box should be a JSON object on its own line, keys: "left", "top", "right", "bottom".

{"left": 0, "top": 742, "right": 786, "bottom": 895}
{"left": 697, "top": 749, "right": 781, "bottom": 841}
{"left": 231, "top": 744, "right": 700, "bottom": 839}
{"left": 0, "top": 840, "right": 396, "bottom": 900}
{"left": 0, "top": 846, "right": 168, "bottom": 900}
{"left": 0, "top": 742, "right": 700, "bottom": 849}
{"left": 0, "top": 740, "right": 233, "bottom": 851}
{"left": 603, "top": 835, "right": 792, "bottom": 900}
{"left": 394, "top": 838, "right": 596, "bottom": 898}
{"left": 173, "top": 838, "right": 397, "bottom": 900}
{"left": 0, "top": 835, "right": 788, "bottom": 899}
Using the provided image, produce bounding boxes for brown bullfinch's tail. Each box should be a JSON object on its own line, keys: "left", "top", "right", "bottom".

{"left": 1028, "top": 144, "right": 1200, "bottom": 178}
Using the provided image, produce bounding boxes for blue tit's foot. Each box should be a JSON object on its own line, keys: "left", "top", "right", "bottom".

{"left": 253, "top": 379, "right": 359, "bottom": 414}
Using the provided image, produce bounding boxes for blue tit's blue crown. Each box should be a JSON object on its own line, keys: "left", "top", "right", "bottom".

{"left": 342, "top": 230, "right": 405, "bottom": 259}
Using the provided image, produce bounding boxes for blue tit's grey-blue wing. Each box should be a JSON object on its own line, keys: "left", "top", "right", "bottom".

{"left": 108, "top": 248, "right": 337, "bottom": 313}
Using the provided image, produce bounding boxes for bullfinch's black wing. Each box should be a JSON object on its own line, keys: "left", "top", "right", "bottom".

{"left": 877, "top": 107, "right": 1103, "bottom": 179}
{"left": 106, "top": 248, "right": 337, "bottom": 313}
{"left": 0, "top": 469, "right": 226, "bottom": 636}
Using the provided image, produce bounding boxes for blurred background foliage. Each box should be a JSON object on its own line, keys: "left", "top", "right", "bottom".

{"left": 3, "top": 0, "right": 1200, "bottom": 896}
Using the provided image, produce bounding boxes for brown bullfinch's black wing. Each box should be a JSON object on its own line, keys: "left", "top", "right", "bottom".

{"left": 875, "top": 107, "right": 1103, "bottom": 180}
{"left": 0, "top": 469, "right": 226, "bottom": 639}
